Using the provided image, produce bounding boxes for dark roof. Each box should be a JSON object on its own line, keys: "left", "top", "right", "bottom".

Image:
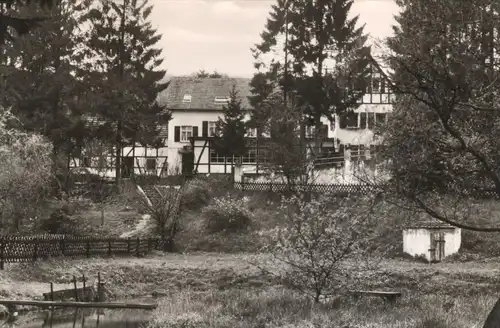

{"left": 158, "top": 76, "right": 252, "bottom": 110}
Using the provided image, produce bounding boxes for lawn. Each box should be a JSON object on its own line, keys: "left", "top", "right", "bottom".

{"left": 0, "top": 253, "right": 498, "bottom": 327}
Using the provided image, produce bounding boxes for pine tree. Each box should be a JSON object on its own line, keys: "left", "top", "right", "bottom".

{"left": 251, "top": 0, "right": 371, "bottom": 153}
{"left": 383, "top": 0, "right": 500, "bottom": 231}
{"left": 0, "top": 0, "right": 54, "bottom": 45}
{"left": 213, "top": 85, "right": 248, "bottom": 160}
{"left": 0, "top": 0, "right": 91, "bottom": 185}
{"left": 83, "top": 0, "right": 169, "bottom": 183}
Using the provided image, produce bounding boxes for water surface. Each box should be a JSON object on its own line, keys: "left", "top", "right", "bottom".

{"left": 4, "top": 308, "right": 151, "bottom": 328}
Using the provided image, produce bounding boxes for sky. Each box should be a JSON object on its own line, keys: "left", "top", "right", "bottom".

{"left": 149, "top": 0, "right": 401, "bottom": 78}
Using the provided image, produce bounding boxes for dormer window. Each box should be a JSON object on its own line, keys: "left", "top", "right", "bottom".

{"left": 182, "top": 94, "right": 192, "bottom": 103}
{"left": 214, "top": 96, "right": 230, "bottom": 104}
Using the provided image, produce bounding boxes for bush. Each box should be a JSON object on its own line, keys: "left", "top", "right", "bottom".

{"left": 180, "top": 178, "right": 212, "bottom": 211}
{"left": 0, "top": 110, "right": 53, "bottom": 233}
{"left": 260, "top": 193, "right": 382, "bottom": 303}
{"left": 203, "top": 196, "right": 253, "bottom": 234}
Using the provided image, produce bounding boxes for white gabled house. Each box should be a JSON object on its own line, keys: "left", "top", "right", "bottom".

{"left": 70, "top": 53, "right": 394, "bottom": 183}
{"left": 185, "top": 56, "right": 395, "bottom": 184}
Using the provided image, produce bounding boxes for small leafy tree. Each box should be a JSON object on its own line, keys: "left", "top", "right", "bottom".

{"left": 213, "top": 85, "right": 248, "bottom": 159}
{"left": 259, "top": 88, "right": 311, "bottom": 185}
{"left": 261, "top": 194, "right": 381, "bottom": 303}
{"left": 0, "top": 109, "right": 53, "bottom": 232}
{"left": 136, "top": 184, "right": 183, "bottom": 251}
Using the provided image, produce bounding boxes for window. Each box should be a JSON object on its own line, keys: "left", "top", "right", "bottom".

{"left": 246, "top": 127, "right": 257, "bottom": 137}
{"left": 146, "top": 158, "right": 156, "bottom": 170}
{"left": 242, "top": 149, "right": 257, "bottom": 163}
{"left": 208, "top": 121, "right": 217, "bottom": 136}
{"left": 305, "top": 126, "right": 315, "bottom": 138}
{"left": 214, "top": 96, "right": 230, "bottom": 104}
{"left": 375, "top": 113, "right": 387, "bottom": 126}
{"left": 210, "top": 148, "right": 225, "bottom": 163}
{"left": 182, "top": 94, "right": 192, "bottom": 103}
{"left": 180, "top": 126, "right": 193, "bottom": 142}
{"left": 345, "top": 112, "right": 359, "bottom": 128}
{"left": 82, "top": 156, "right": 91, "bottom": 167}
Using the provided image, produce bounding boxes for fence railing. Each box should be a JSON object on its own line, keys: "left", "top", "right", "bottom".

{"left": 234, "top": 182, "right": 380, "bottom": 194}
{"left": 0, "top": 235, "right": 165, "bottom": 269}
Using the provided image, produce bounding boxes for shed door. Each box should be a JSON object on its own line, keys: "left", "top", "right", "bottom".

{"left": 430, "top": 231, "right": 445, "bottom": 262}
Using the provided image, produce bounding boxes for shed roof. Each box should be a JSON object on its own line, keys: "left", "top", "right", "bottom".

{"left": 158, "top": 76, "right": 253, "bottom": 110}
{"left": 404, "top": 216, "right": 457, "bottom": 229}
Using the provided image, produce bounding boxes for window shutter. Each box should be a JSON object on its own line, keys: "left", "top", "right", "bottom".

{"left": 174, "top": 126, "right": 180, "bottom": 142}
{"left": 202, "top": 121, "right": 208, "bottom": 137}
{"left": 193, "top": 126, "right": 199, "bottom": 137}
{"left": 360, "top": 113, "right": 367, "bottom": 129}
{"left": 339, "top": 114, "right": 346, "bottom": 129}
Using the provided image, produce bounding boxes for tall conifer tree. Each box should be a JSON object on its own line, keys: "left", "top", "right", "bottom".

{"left": 83, "top": 0, "right": 170, "bottom": 183}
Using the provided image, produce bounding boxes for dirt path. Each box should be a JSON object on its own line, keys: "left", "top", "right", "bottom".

{"left": 120, "top": 214, "right": 151, "bottom": 238}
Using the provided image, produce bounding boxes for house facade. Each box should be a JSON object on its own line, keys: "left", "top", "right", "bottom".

{"left": 188, "top": 58, "right": 395, "bottom": 184}
{"left": 70, "top": 56, "right": 394, "bottom": 183}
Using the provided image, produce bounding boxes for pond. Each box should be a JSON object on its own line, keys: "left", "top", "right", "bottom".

{"left": 3, "top": 308, "right": 152, "bottom": 328}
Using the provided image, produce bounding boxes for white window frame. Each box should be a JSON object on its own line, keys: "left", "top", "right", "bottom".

{"left": 305, "top": 126, "right": 315, "bottom": 138}
{"left": 246, "top": 127, "right": 257, "bottom": 138}
{"left": 182, "top": 94, "right": 192, "bottom": 103}
{"left": 180, "top": 126, "right": 193, "bottom": 142}
{"left": 214, "top": 96, "right": 230, "bottom": 104}
{"left": 208, "top": 121, "right": 217, "bottom": 136}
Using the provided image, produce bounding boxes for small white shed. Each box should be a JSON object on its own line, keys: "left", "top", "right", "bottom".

{"left": 403, "top": 219, "right": 461, "bottom": 262}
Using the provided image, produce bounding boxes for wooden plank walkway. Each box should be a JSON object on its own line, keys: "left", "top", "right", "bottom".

{"left": 0, "top": 299, "right": 157, "bottom": 310}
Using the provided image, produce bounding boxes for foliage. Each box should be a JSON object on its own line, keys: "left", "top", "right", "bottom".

{"left": 251, "top": 0, "right": 370, "bottom": 151}
{"left": 382, "top": 0, "right": 500, "bottom": 231}
{"left": 180, "top": 178, "right": 212, "bottom": 211}
{"left": 194, "top": 69, "right": 227, "bottom": 78}
{"left": 82, "top": 0, "right": 170, "bottom": 182}
{"left": 1, "top": 0, "right": 91, "bottom": 163}
{"left": 258, "top": 88, "right": 311, "bottom": 185}
{"left": 213, "top": 85, "right": 248, "bottom": 158}
{"left": 0, "top": 109, "right": 53, "bottom": 232}
{"left": 137, "top": 185, "right": 182, "bottom": 251}
{"left": 261, "top": 194, "right": 381, "bottom": 303}
{"left": 203, "top": 196, "right": 253, "bottom": 234}
{"left": 0, "top": 0, "right": 54, "bottom": 45}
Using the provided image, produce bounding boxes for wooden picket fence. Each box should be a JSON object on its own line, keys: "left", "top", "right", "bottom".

{"left": 234, "top": 181, "right": 379, "bottom": 194}
{"left": 0, "top": 235, "right": 166, "bottom": 269}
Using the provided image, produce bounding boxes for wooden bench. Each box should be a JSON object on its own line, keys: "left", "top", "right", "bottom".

{"left": 350, "top": 290, "right": 402, "bottom": 303}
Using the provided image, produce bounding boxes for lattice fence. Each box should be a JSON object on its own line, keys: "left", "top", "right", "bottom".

{"left": 234, "top": 182, "right": 379, "bottom": 194}
{"left": 0, "top": 235, "right": 165, "bottom": 269}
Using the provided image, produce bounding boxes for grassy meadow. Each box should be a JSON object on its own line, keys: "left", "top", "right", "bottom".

{"left": 9, "top": 175, "right": 500, "bottom": 327}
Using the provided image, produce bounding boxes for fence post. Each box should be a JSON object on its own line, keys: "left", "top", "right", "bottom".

{"left": 33, "top": 240, "right": 38, "bottom": 261}
{"left": 73, "top": 275, "right": 78, "bottom": 301}
{"left": 269, "top": 182, "right": 272, "bottom": 192}
{"left": 108, "top": 240, "right": 112, "bottom": 257}
{"left": 127, "top": 238, "right": 131, "bottom": 254}
{"left": 86, "top": 240, "right": 90, "bottom": 258}
{"left": 60, "top": 237, "right": 65, "bottom": 256}
{"left": 136, "top": 237, "right": 140, "bottom": 256}
{"left": 50, "top": 282, "right": 54, "bottom": 301}
{"left": 0, "top": 239, "right": 4, "bottom": 270}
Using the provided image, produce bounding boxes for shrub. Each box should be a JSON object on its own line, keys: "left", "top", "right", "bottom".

{"left": 259, "top": 193, "right": 383, "bottom": 303}
{"left": 180, "top": 178, "right": 212, "bottom": 211}
{"left": 0, "top": 109, "right": 53, "bottom": 233}
{"left": 203, "top": 196, "right": 253, "bottom": 234}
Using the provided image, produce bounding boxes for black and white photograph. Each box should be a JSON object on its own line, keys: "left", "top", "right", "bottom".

{"left": 0, "top": 0, "right": 499, "bottom": 326}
